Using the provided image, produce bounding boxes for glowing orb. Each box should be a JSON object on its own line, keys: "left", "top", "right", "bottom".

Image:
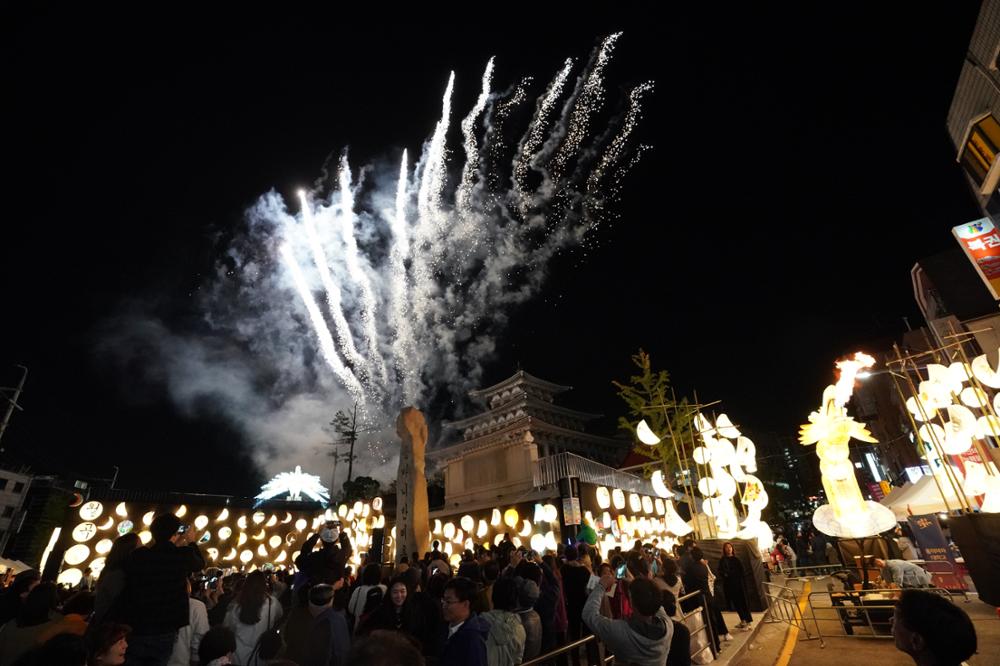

{"left": 240, "top": 550, "right": 253, "bottom": 564}
{"left": 216, "top": 508, "right": 229, "bottom": 522}
{"left": 117, "top": 520, "right": 134, "bottom": 536}
{"left": 194, "top": 516, "right": 209, "bottom": 531}
{"left": 63, "top": 544, "right": 90, "bottom": 566}
{"left": 138, "top": 531, "right": 152, "bottom": 545}
{"left": 504, "top": 509, "right": 519, "bottom": 529}
{"left": 72, "top": 523, "right": 98, "bottom": 543}
{"left": 79, "top": 502, "right": 103, "bottom": 521}
{"left": 115, "top": 502, "right": 128, "bottom": 518}
{"left": 141, "top": 511, "right": 154, "bottom": 527}
{"left": 596, "top": 487, "right": 611, "bottom": 509}
{"left": 612, "top": 489, "right": 625, "bottom": 510}
{"left": 269, "top": 535, "right": 281, "bottom": 549}
{"left": 97, "top": 517, "right": 114, "bottom": 530}
{"left": 636, "top": 420, "right": 661, "bottom": 445}
{"left": 95, "top": 539, "right": 113, "bottom": 555}
{"left": 57, "top": 568, "right": 83, "bottom": 587}
{"left": 461, "top": 515, "right": 474, "bottom": 532}
{"left": 491, "top": 509, "right": 502, "bottom": 526}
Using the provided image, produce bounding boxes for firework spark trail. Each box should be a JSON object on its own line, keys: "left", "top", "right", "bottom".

{"left": 335, "top": 155, "right": 388, "bottom": 389}
{"left": 388, "top": 150, "right": 418, "bottom": 402}
{"left": 296, "top": 190, "right": 370, "bottom": 379}
{"left": 160, "top": 34, "right": 652, "bottom": 482}
{"left": 456, "top": 58, "right": 495, "bottom": 220}
{"left": 549, "top": 32, "right": 622, "bottom": 182}
{"left": 279, "top": 243, "right": 366, "bottom": 403}
{"left": 588, "top": 81, "right": 654, "bottom": 193}
{"left": 514, "top": 58, "right": 574, "bottom": 202}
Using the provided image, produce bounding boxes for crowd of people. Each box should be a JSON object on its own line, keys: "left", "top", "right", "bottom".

{"left": 0, "top": 512, "right": 977, "bottom": 666}
{"left": 0, "top": 512, "right": 770, "bottom": 666}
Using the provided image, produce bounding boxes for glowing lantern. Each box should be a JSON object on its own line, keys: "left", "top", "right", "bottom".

{"left": 545, "top": 531, "right": 558, "bottom": 551}
{"left": 281, "top": 512, "right": 292, "bottom": 524}
{"left": 477, "top": 520, "right": 488, "bottom": 539}
{"left": 257, "top": 544, "right": 268, "bottom": 557}
{"left": 491, "top": 509, "right": 502, "bottom": 526}
{"left": 223, "top": 548, "right": 237, "bottom": 561}
{"left": 57, "top": 568, "right": 83, "bottom": 587}
{"left": 494, "top": 534, "right": 505, "bottom": 546}
{"left": 534, "top": 504, "right": 546, "bottom": 523}
{"left": 433, "top": 519, "right": 442, "bottom": 535}
{"left": 138, "top": 531, "right": 152, "bottom": 545}
{"left": 117, "top": 521, "right": 134, "bottom": 536}
{"left": 253, "top": 511, "right": 266, "bottom": 525}
{"left": 64, "top": 544, "right": 90, "bottom": 566}
{"left": 637, "top": 419, "right": 661, "bottom": 445}
{"left": 252, "top": 529, "right": 266, "bottom": 541}
{"left": 79, "top": 502, "right": 103, "bottom": 521}
{"left": 207, "top": 548, "right": 219, "bottom": 561}
{"left": 285, "top": 533, "right": 297, "bottom": 546}
{"left": 218, "top": 527, "right": 232, "bottom": 541}
{"left": 461, "top": 515, "right": 475, "bottom": 532}
{"left": 90, "top": 557, "right": 106, "bottom": 575}
{"left": 504, "top": 509, "right": 519, "bottom": 529}
{"left": 543, "top": 504, "right": 558, "bottom": 522}
{"left": 276, "top": 550, "right": 287, "bottom": 563}
{"left": 115, "top": 502, "right": 128, "bottom": 518}
{"left": 612, "top": 489, "right": 625, "bottom": 510}
{"left": 238, "top": 533, "right": 248, "bottom": 547}
{"left": 454, "top": 529, "right": 464, "bottom": 544}
{"left": 295, "top": 519, "right": 307, "bottom": 532}
{"left": 142, "top": 511, "right": 154, "bottom": 527}
{"left": 596, "top": 487, "right": 611, "bottom": 509}
{"left": 237, "top": 516, "right": 248, "bottom": 530}
{"left": 72, "top": 523, "right": 98, "bottom": 543}
{"left": 175, "top": 505, "right": 188, "bottom": 518}
{"left": 512, "top": 537, "right": 522, "bottom": 548}
{"left": 651, "top": 471, "right": 672, "bottom": 499}
{"left": 449, "top": 553, "right": 461, "bottom": 567}
{"left": 444, "top": 542, "right": 453, "bottom": 556}
{"left": 518, "top": 520, "right": 532, "bottom": 537}
{"left": 216, "top": 508, "right": 229, "bottom": 522}
{"left": 654, "top": 498, "right": 665, "bottom": 514}
{"left": 530, "top": 534, "right": 547, "bottom": 552}
{"left": 362, "top": 503, "right": 371, "bottom": 518}
{"left": 269, "top": 535, "right": 281, "bottom": 549}
{"left": 373, "top": 497, "right": 383, "bottom": 512}
{"left": 642, "top": 496, "right": 654, "bottom": 514}
{"left": 95, "top": 539, "right": 113, "bottom": 555}
{"left": 375, "top": 516, "right": 385, "bottom": 529}
{"left": 338, "top": 504, "right": 348, "bottom": 518}
{"left": 97, "top": 517, "right": 114, "bottom": 530}
{"left": 443, "top": 522, "right": 456, "bottom": 540}
{"left": 240, "top": 550, "right": 253, "bottom": 564}
{"left": 194, "top": 515, "right": 209, "bottom": 531}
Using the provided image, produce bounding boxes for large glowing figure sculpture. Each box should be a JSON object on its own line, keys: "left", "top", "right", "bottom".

{"left": 799, "top": 353, "right": 895, "bottom": 537}
{"left": 256, "top": 466, "right": 330, "bottom": 504}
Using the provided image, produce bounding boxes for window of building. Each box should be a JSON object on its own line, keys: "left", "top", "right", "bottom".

{"left": 960, "top": 114, "right": 1000, "bottom": 192}
{"left": 1, "top": 506, "right": 13, "bottom": 518}
{"left": 11, "top": 482, "right": 24, "bottom": 494}
{"left": 0, "top": 480, "right": 7, "bottom": 492}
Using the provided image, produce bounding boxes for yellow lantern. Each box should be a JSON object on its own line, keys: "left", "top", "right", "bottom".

{"left": 503, "top": 509, "right": 519, "bottom": 529}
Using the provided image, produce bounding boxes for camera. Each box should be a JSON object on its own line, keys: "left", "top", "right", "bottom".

{"left": 615, "top": 564, "right": 627, "bottom": 579}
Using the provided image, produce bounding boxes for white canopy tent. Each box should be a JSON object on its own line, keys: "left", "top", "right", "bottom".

{"left": 880, "top": 475, "right": 971, "bottom": 520}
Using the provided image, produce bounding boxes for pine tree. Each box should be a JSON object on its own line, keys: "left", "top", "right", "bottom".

{"left": 612, "top": 349, "right": 694, "bottom": 477}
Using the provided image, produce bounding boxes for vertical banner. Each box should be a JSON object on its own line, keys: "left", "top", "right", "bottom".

{"left": 907, "top": 514, "right": 964, "bottom": 591}
{"left": 953, "top": 217, "right": 1000, "bottom": 299}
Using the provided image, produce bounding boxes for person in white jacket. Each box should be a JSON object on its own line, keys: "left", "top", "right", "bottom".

{"left": 223, "top": 572, "right": 282, "bottom": 665}
{"left": 168, "top": 579, "right": 210, "bottom": 666}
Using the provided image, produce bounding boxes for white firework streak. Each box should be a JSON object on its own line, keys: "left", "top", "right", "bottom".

{"left": 587, "top": 81, "right": 655, "bottom": 193}
{"left": 514, "top": 57, "right": 574, "bottom": 200}
{"left": 335, "top": 155, "right": 388, "bottom": 388}
{"left": 279, "top": 243, "right": 365, "bottom": 403}
{"left": 416, "top": 72, "right": 455, "bottom": 230}
{"left": 456, "top": 57, "right": 495, "bottom": 219}
{"left": 388, "top": 150, "right": 418, "bottom": 401}
{"left": 550, "top": 32, "right": 622, "bottom": 181}
{"left": 296, "top": 190, "right": 369, "bottom": 379}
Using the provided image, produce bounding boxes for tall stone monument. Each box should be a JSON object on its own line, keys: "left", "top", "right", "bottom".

{"left": 396, "top": 406, "right": 430, "bottom": 561}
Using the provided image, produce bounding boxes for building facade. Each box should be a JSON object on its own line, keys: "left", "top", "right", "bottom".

{"left": 0, "top": 468, "right": 32, "bottom": 555}
{"left": 428, "top": 371, "right": 625, "bottom": 512}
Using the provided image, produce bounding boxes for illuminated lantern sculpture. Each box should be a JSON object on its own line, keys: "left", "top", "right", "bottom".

{"left": 800, "top": 353, "right": 896, "bottom": 537}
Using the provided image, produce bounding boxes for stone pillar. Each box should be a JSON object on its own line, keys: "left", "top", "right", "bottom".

{"left": 396, "top": 406, "right": 430, "bottom": 562}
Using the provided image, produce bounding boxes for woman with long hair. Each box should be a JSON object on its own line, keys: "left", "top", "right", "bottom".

{"left": 223, "top": 571, "right": 282, "bottom": 665}
{"left": 358, "top": 574, "right": 412, "bottom": 635}
{"left": 718, "top": 542, "right": 753, "bottom": 630}
{"left": 91, "top": 533, "right": 141, "bottom": 630}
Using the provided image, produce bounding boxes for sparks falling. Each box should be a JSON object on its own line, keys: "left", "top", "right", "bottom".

{"left": 226, "top": 34, "right": 653, "bottom": 437}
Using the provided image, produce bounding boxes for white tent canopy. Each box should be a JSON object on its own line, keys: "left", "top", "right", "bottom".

{"left": 880, "top": 475, "right": 969, "bottom": 520}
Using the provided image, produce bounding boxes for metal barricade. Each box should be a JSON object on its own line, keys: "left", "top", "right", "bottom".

{"left": 778, "top": 563, "right": 844, "bottom": 581}
{"left": 763, "top": 580, "right": 817, "bottom": 644}
{"left": 677, "top": 589, "right": 718, "bottom": 662}
{"left": 804, "top": 586, "right": 956, "bottom": 644}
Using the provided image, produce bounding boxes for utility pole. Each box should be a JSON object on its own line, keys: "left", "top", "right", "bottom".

{"left": 0, "top": 365, "right": 28, "bottom": 454}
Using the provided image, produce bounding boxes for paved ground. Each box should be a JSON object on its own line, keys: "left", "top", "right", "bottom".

{"left": 719, "top": 576, "right": 999, "bottom": 666}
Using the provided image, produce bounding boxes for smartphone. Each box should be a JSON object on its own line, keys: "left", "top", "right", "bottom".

{"left": 615, "top": 564, "right": 626, "bottom": 579}
{"left": 431, "top": 566, "right": 439, "bottom": 576}
{"left": 176, "top": 525, "right": 189, "bottom": 535}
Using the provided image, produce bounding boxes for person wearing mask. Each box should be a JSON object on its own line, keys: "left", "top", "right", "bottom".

{"left": 347, "top": 564, "right": 386, "bottom": 633}
{"left": 481, "top": 578, "right": 526, "bottom": 666}
{"left": 718, "top": 542, "right": 753, "bottom": 630}
{"left": 167, "top": 578, "right": 209, "bottom": 666}
{"left": 296, "top": 521, "right": 353, "bottom": 586}
{"left": 304, "top": 582, "right": 350, "bottom": 666}
{"left": 88, "top": 623, "right": 131, "bottom": 666}
{"left": 223, "top": 571, "right": 282, "bottom": 666}
{"left": 582, "top": 573, "right": 671, "bottom": 666}
{"left": 892, "top": 588, "right": 977, "bottom": 665}
{"left": 439, "top": 577, "right": 489, "bottom": 666}
{"left": 122, "top": 514, "right": 205, "bottom": 666}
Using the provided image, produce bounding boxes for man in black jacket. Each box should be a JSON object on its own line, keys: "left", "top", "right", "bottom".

{"left": 122, "top": 512, "right": 205, "bottom": 666}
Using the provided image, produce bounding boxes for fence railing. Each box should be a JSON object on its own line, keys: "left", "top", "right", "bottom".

{"left": 533, "top": 452, "right": 658, "bottom": 496}
{"left": 763, "top": 580, "right": 818, "bottom": 644}
{"left": 803, "top": 586, "right": 957, "bottom": 643}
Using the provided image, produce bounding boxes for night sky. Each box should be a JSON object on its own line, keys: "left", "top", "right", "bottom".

{"left": 2, "top": 8, "right": 987, "bottom": 496}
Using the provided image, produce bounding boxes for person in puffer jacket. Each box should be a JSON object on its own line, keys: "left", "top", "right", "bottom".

{"left": 481, "top": 578, "right": 526, "bottom": 666}
{"left": 513, "top": 577, "right": 542, "bottom": 661}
